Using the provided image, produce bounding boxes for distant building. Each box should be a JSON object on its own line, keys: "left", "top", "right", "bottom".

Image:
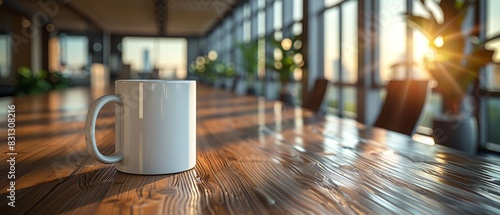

{"left": 143, "top": 49, "right": 151, "bottom": 72}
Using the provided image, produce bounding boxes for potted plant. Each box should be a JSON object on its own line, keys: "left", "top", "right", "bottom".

{"left": 15, "top": 66, "right": 71, "bottom": 95}
{"left": 190, "top": 55, "right": 217, "bottom": 84}
{"left": 221, "top": 63, "right": 235, "bottom": 90}
{"left": 189, "top": 56, "right": 206, "bottom": 82}
{"left": 237, "top": 41, "right": 259, "bottom": 94}
{"left": 268, "top": 36, "right": 304, "bottom": 105}
{"left": 404, "top": 0, "right": 500, "bottom": 153}
{"left": 212, "top": 61, "right": 234, "bottom": 89}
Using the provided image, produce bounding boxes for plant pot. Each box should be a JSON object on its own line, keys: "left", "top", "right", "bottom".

{"left": 247, "top": 87, "right": 255, "bottom": 95}
{"left": 264, "top": 81, "right": 278, "bottom": 100}
{"left": 432, "top": 115, "right": 478, "bottom": 154}
{"left": 255, "top": 80, "right": 263, "bottom": 96}
{"left": 224, "top": 77, "right": 233, "bottom": 90}
{"left": 214, "top": 79, "right": 223, "bottom": 88}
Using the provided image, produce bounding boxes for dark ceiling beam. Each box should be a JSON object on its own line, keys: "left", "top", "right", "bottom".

{"left": 5, "top": 0, "right": 104, "bottom": 33}
{"left": 202, "top": 0, "right": 242, "bottom": 38}
{"left": 110, "top": 32, "right": 200, "bottom": 39}
{"left": 4, "top": 0, "right": 35, "bottom": 18}
{"left": 64, "top": 1, "right": 107, "bottom": 32}
{"left": 156, "top": 0, "right": 166, "bottom": 36}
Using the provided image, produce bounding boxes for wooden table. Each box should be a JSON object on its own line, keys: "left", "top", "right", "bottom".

{"left": 1, "top": 85, "right": 500, "bottom": 214}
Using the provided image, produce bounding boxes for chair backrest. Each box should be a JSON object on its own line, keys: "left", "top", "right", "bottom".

{"left": 374, "top": 80, "right": 430, "bottom": 136}
{"left": 303, "top": 79, "right": 329, "bottom": 113}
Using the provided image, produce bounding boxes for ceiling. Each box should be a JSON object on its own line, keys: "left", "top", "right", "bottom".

{"left": 7, "top": 0, "right": 240, "bottom": 37}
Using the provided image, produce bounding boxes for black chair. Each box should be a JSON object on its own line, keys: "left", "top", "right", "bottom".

{"left": 302, "top": 79, "right": 329, "bottom": 113}
{"left": 374, "top": 80, "right": 430, "bottom": 136}
{"left": 0, "top": 87, "right": 15, "bottom": 97}
{"left": 0, "top": 82, "right": 16, "bottom": 97}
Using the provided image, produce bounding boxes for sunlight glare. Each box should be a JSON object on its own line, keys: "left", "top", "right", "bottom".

{"left": 433, "top": 36, "right": 444, "bottom": 47}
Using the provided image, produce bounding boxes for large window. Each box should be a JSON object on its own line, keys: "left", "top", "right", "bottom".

{"left": 194, "top": 0, "right": 500, "bottom": 153}
{"left": 273, "top": 0, "right": 283, "bottom": 42}
{"left": 243, "top": 3, "right": 252, "bottom": 42}
{"left": 341, "top": 1, "right": 358, "bottom": 84}
{"left": 274, "top": 0, "right": 283, "bottom": 31}
{"left": 378, "top": 0, "right": 406, "bottom": 82}
{"left": 293, "top": 0, "right": 303, "bottom": 22}
{"left": 323, "top": 0, "right": 358, "bottom": 118}
{"left": 324, "top": 8, "right": 340, "bottom": 111}
{"left": 485, "top": 0, "right": 500, "bottom": 90}
{"left": 59, "top": 35, "right": 88, "bottom": 75}
{"left": 324, "top": 8, "right": 339, "bottom": 81}
{"left": 411, "top": 0, "right": 435, "bottom": 80}
{"left": 378, "top": 0, "right": 435, "bottom": 82}
{"left": 484, "top": 0, "right": 500, "bottom": 147}
{"left": 325, "top": 0, "right": 344, "bottom": 7}
{"left": 122, "top": 37, "right": 187, "bottom": 79}
{"left": 0, "top": 34, "right": 10, "bottom": 78}
{"left": 377, "top": 0, "right": 441, "bottom": 132}
{"left": 487, "top": 98, "right": 500, "bottom": 146}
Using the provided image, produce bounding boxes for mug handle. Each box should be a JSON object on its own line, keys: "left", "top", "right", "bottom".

{"left": 85, "top": 95, "right": 124, "bottom": 164}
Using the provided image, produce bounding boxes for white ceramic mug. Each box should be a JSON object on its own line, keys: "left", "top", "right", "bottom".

{"left": 85, "top": 80, "right": 196, "bottom": 175}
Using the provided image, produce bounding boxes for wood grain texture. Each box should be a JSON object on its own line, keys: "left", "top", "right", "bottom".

{"left": 1, "top": 84, "right": 499, "bottom": 214}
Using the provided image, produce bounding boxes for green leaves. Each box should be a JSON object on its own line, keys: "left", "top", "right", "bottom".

{"left": 268, "top": 35, "right": 303, "bottom": 84}
{"left": 404, "top": 14, "right": 440, "bottom": 41}
{"left": 237, "top": 41, "right": 259, "bottom": 75}
{"left": 401, "top": 0, "right": 500, "bottom": 112}
{"left": 190, "top": 54, "right": 235, "bottom": 81}
{"left": 404, "top": 0, "right": 473, "bottom": 44}
{"left": 15, "top": 67, "right": 70, "bottom": 95}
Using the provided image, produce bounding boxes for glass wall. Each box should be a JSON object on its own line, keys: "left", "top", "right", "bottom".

{"left": 293, "top": 0, "right": 303, "bottom": 21}
{"left": 197, "top": 0, "right": 500, "bottom": 149}
{"left": 378, "top": 0, "right": 406, "bottom": 82}
{"left": 487, "top": 98, "right": 500, "bottom": 145}
{"left": 324, "top": 8, "right": 340, "bottom": 111}
{"left": 323, "top": 8, "right": 339, "bottom": 81}
{"left": 486, "top": 0, "right": 500, "bottom": 90}
{"left": 323, "top": 0, "right": 357, "bottom": 118}
{"left": 274, "top": 0, "right": 283, "bottom": 32}
{"left": 376, "top": 0, "right": 441, "bottom": 131}
{"left": 244, "top": 3, "right": 252, "bottom": 42}
{"left": 340, "top": 1, "right": 358, "bottom": 84}
{"left": 485, "top": 0, "right": 500, "bottom": 147}
{"left": 0, "top": 34, "right": 10, "bottom": 78}
{"left": 59, "top": 35, "right": 88, "bottom": 75}
{"left": 122, "top": 37, "right": 187, "bottom": 79}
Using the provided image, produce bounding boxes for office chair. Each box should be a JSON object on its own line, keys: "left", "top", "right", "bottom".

{"left": 303, "top": 78, "right": 329, "bottom": 113}
{"left": 374, "top": 80, "right": 430, "bottom": 136}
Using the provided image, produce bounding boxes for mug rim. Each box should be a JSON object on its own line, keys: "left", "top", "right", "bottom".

{"left": 115, "top": 80, "right": 195, "bottom": 84}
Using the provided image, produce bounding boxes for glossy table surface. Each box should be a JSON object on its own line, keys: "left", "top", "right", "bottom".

{"left": 1, "top": 84, "right": 500, "bottom": 214}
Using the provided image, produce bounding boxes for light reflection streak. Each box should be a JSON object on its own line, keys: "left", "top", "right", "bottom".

{"left": 412, "top": 133, "right": 435, "bottom": 145}
{"left": 274, "top": 102, "right": 282, "bottom": 132}
{"left": 258, "top": 98, "right": 266, "bottom": 143}
{"left": 294, "top": 107, "right": 303, "bottom": 134}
